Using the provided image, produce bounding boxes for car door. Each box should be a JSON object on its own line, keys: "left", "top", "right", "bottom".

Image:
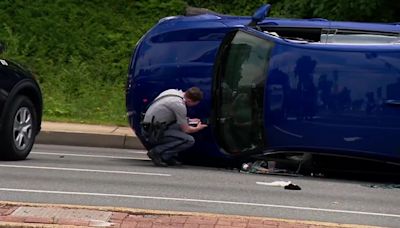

{"left": 212, "top": 29, "right": 276, "bottom": 155}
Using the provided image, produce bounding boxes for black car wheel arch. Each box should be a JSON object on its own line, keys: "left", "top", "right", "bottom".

{"left": 0, "top": 79, "right": 42, "bottom": 160}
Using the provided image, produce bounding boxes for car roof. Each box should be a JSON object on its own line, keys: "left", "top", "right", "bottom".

{"left": 174, "top": 12, "right": 400, "bottom": 34}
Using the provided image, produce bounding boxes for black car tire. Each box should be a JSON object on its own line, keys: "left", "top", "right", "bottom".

{"left": 0, "top": 95, "right": 37, "bottom": 160}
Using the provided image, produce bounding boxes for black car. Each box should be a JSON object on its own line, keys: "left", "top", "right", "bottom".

{"left": 0, "top": 54, "right": 42, "bottom": 160}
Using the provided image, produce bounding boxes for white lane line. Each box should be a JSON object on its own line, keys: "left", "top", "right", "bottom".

{"left": 31, "top": 151, "right": 148, "bottom": 160}
{"left": 0, "top": 188, "right": 398, "bottom": 219}
{"left": 0, "top": 164, "right": 170, "bottom": 177}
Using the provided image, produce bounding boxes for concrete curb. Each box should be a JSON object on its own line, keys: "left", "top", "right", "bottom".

{"left": 35, "top": 122, "right": 145, "bottom": 150}
{"left": 36, "top": 131, "right": 145, "bottom": 149}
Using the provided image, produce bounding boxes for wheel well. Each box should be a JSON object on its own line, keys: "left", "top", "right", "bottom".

{"left": 17, "top": 87, "right": 43, "bottom": 132}
{"left": 1, "top": 81, "right": 43, "bottom": 134}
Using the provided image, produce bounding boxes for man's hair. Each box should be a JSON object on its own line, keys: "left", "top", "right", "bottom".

{"left": 185, "top": 87, "right": 203, "bottom": 102}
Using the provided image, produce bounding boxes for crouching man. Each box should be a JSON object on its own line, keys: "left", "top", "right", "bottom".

{"left": 141, "top": 87, "right": 208, "bottom": 166}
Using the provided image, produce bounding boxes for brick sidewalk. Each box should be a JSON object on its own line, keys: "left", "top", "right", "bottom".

{"left": 0, "top": 202, "right": 378, "bottom": 228}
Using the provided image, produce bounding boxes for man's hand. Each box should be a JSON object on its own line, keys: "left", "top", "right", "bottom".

{"left": 181, "top": 119, "right": 207, "bottom": 133}
{"left": 195, "top": 122, "right": 208, "bottom": 130}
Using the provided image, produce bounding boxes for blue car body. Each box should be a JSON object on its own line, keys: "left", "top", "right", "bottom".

{"left": 126, "top": 5, "right": 400, "bottom": 164}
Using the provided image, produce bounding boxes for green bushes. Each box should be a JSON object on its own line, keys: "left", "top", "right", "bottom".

{"left": 0, "top": 0, "right": 187, "bottom": 125}
{"left": 271, "top": 0, "right": 400, "bottom": 22}
{"left": 186, "top": 0, "right": 266, "bottom": 15}
{"left": 0, "top": 0, "right": 398, "bottom": 126}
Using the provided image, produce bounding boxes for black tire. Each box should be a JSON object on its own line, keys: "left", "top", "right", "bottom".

{"left": 0, "top": 95, "right": 38, "bottom": 160}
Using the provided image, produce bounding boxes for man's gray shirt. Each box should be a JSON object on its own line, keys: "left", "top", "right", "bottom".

{"left": 143, "top": 89, "right": 187, "bottom": 125}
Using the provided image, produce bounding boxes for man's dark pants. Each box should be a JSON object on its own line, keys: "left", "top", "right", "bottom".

{"left": 144, "top": 124, "right": 195, "bottom": 162}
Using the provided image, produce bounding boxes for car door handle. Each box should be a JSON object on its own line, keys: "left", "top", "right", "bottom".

{"left": 384, "top": 100, "right": 400, "bottom": 107}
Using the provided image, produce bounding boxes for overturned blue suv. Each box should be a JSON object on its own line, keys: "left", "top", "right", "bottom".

{"left": 126, "top": 4, "right": 400, "bottom": 167}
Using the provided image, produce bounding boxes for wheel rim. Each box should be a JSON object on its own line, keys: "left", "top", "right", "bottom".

{"left": 13, "top": 107, "right": 33, "bottom": 150}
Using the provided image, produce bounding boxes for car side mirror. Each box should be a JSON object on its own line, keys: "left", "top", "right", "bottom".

{"left": 249, "top": 4, "right": 271, "bottom": 26}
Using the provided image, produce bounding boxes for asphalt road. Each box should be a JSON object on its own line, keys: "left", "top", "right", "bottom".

{"left": 0, "top": 144, "right": 399, "bottom": 227}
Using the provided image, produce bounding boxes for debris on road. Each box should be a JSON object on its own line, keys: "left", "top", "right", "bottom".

{"left": 365, "top": 184, "right": 400, "bottom": 189}
{"left": 240, "top": 160, "right": 300, "bottom": 176}
{"left": 241, "top": 160, "right": 288, "bottom": 174}
{"left": 256, "top": 181, "right": 301, "bottom": 190}
{"left": 256, "top": 181, "right": 291, "bottom": 187}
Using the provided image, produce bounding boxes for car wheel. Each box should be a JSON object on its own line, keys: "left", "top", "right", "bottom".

{"left": 0, "top": 95, "right": 37, "bottom": 160}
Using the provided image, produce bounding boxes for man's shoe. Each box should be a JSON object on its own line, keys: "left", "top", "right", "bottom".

{"left": 165, "top": 158, "right": 182, "bottom": 166}
{"left": 147, "top": 150, "right": 155, "bottom": 160}
{"left": 147, "top": 150, "right": 168, "bottom": 167}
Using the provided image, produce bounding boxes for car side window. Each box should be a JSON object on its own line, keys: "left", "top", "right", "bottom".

{"left": 321, "top": 29, "right": 400, "bottom": 44}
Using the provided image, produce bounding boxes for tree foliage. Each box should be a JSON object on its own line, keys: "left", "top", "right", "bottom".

{"left": 187, "top": 0, "right": 400, "bottom": 22}
{"left": 269, "top": 0, "right": 400, "bottom": 22}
